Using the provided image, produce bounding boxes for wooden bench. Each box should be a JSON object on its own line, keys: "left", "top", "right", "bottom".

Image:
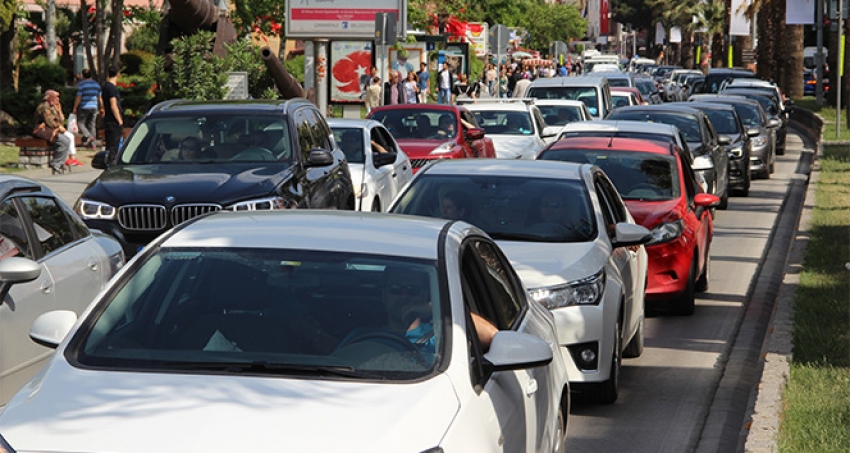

{"left": 15, "top": 136, "right": 87, "bottom": 171}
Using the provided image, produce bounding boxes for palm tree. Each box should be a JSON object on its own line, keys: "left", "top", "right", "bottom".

{"left": 698, "top": 0, "right": 726, "bottom": 68}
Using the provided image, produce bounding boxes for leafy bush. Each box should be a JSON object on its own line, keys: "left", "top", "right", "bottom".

{"left": 222, "top": 39, "right": 276, "bottom": 99}
{"left": 284, "top": 55, "right": 304, "bottom": 84}
{"left": 120, "top": 50, "right": 155, "bottom": 76}
{"left": 18, "top": 57, "right": 67, "bottom": 94}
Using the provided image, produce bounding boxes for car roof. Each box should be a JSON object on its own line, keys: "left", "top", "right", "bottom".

{"left": 326, "top": 118, "right": 384, "bottom": 129}
{"left": 534, "top": 99, "right": 588, "bottom": 107}
{"left": 682, "top": 102, "right": 736, "bottom": 112}
{"left": 459, "top": 100, "right": 536, "bottom": 112}
{"left": 421, "top": 158, "right": 585, "bottom": 180}
{"left": 559, "top": 120, "right": 681, "bottom": 135}
{"left": 726, "top": 78, "right": 776, "bottom": 88}
{"left": 528, "top": 75, "right": 608, "bottom": 87}
{"left": 548, "top": 136, "right": 676, "bottom": 156}
{"left": 162, "top": 210, "right": 453, "bottom": 260}
{"left": 705, "top": 68, "right": 756, "bottom": 76}
{"left": 609, "top": 104, "right": 702, "bottom": 116}
{"left": 688, "top": 94, "right": 754, "bottom": 103}
{"left": 368, "top": 104, "right": 461, "bottom": 114}
{"left": 146, "top": 99, "right": 313, "bottom": 117}
{"left": 0, "top": 174, "right": 51, "bottom": 200}
{"left": 719, "top": 88, "right": 778, "bottom": 99}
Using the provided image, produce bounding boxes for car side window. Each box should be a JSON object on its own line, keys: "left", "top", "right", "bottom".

{"left": 0, "top": 198, "right": 31, "bottom": 260}
{"left": 532, "top": 108, "right": 546, "bottom": 132}
{"left": 461, "top": 110, "right": 479, "bottom": 129}
{"left": 680, "top": 153, "right": 698, "bottom": 202}
{"left": 292, "top": 109, "right": 320, "bottom": 161}
{"left": 598, "top": 175, "right": 628, "bottom": 224}
{"left": 467, "top": 240, "right": 524, "bottom": 330}
{"left": 703, "top": 116, "right": 717, "bottom": 144}
{"left": 594, "top": 179, "right": 617, "bottom": 238}
{"left": 18, "top": 196, "right": 76, "bottom": 256}
{"left": 308, "top": 110, "right": 334, "bottom": 151}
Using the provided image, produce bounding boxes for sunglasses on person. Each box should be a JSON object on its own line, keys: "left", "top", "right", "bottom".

{"left": 387, "top": 283, "right": 425, "bottom": 296}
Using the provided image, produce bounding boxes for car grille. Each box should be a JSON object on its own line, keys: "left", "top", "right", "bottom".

{"left": 118, "top": 204, "right": 221, "bottom": 231}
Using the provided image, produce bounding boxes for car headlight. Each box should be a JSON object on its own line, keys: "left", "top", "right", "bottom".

{"left": 647, "top": 219, "right": 684, "bottom": 245}
{"left": 0, "top": 434, "right": 17, "bottom": 453}
{"left": 530, "top": 269, "right": 605, "bottom": 309}
{"left": 77, "top": 198, "right": 117, "bottom": 220}
{"left": 227, "top": 196, "right": 288, "bottom": 211}
{"left": 430, "top": 142, "right": 455, "bottom": 155}
{"left": 752, "top": 135, "right": 767, "bottom": 147}
{"left": 729, "top": 145, "right": 743, "bottom": 158}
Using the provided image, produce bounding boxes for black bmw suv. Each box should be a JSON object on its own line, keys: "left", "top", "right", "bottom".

{"left": 76, "top": 99, "right": 354, "bottom": 256}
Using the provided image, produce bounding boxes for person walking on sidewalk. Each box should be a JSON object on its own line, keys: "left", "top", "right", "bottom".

{"left": 437, "top": 62, "right": 453, "bottom": 104}
{"left": 102, "top": 66, "right": 124, "bottom": 155}
{"left": 71, "top": 68, "right": 103, "bottom": 150}
{"left": 417, "top": 62, "right": 430, "bottom": 103}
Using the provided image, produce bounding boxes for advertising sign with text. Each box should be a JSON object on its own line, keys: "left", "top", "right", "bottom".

{"left": 286, "top": 0, "right": 406, "bottom": 39}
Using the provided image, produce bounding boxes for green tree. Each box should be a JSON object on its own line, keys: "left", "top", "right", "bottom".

{"left": 521, "top": 2, "right": 586, "bottom": 51}
{"left": 153, "top": 31, "right": 228, "bottom": 101}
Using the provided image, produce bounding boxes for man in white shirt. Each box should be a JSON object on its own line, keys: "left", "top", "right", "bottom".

{"left": 438, "top": 62, "right": 453, "bottom": 104}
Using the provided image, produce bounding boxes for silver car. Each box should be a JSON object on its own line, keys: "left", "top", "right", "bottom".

{"left": 0, "top": 175, "right": 124, "bottom": 403}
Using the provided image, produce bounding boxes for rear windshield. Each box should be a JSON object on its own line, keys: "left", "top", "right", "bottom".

{"left": 526, "top": 86, "right": 600, "bottom": 116}
{"left": 701, "top": 109, "right": 739, "bottom": 135}
{"left": 607, "top": 110, "right": 702, "bottom": 142}
{"left": 539, "top": 149, "right": 679, "bottom": 201}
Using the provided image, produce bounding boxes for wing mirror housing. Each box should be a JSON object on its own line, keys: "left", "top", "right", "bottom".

{"left": 373, "top": 151, "right": 396, "bottom": 167}
{"left": 718, "top": 135, "right": 732, "bottom": 146}
{"left": 305, "top": 148, "right": 335, "bottom": 167}
{"left": 612, "top": 223, "right": 652, "bottom": 247}
{"left": 30, "top": 310, "right": 78, "bottom": 349}
{"left": 692, "top": 154, "right": 715, "bottom": 172}
{"left": 466, "top": 127, "right": 486, "bottom": 140}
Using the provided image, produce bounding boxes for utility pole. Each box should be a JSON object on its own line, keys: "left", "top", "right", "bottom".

{"left": 817, "top": 0, "right": 825, "bottom": 107}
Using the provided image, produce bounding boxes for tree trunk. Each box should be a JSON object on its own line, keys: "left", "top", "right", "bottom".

{"left": 106, "top": 0, "right": 124, "bottom": 68}
{"left": 784, "top": 24, "right": 804, "bottom": 99}
{"left": 80, "top": 0, "right": 97, "bottom": 79}
{"left": 95, "top": 0, "right": 106, "bottom": 83}
{"left": 0, "top": 19, "right": 14, "bottom": 91}
{"left": 756, "top": 0, "right": 775, "bottom": 80}
{"left": 46, "top": 0, "right": 57, "bottom": 63}
{"left": 681, "top": 33, "right": 694, "bottom": 69}
{"left": 711, "top": 33, "right": 724, "bottom": 68}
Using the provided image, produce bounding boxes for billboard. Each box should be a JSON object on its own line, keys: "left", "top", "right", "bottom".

{"left": 330, "top": 41, "right": 373, "bottom": 104}
{"left": 286, "top": 0, "right": 407, "bottom": 40}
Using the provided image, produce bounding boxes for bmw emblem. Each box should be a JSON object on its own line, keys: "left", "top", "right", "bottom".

{"left": 165, "top": 196, "right": 176, "bottom": 203}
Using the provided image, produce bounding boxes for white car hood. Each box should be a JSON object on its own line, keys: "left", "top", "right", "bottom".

{"left": 489, "top": 135, "right": 540, "bottom": 159}
{"left": 498, "top": 240, "right": 604, "bottom": 289}
{"left": 0, "top": 360, "right": 459, "bottom": 453}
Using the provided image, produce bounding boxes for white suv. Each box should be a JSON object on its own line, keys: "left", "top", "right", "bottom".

{"left": 457, "top": 98, "right": 559, "bottom": 159}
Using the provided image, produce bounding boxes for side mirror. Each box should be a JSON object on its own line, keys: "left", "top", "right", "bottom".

{"left": 0, "top": 257, "right": 41, "bottom": 285}
{"left": 612, "top": 222, "right": 652, "bottom": 247}
{"left": 766, "top": 118, "right": 781, "bottom": 128}
{"left": 483, "top": 331, "right": 553, "bottom": 374}
{"left": 372, "top": 151, "right": 396, "bottom": 167}
{"left": 305, "top": 148, "right": 335, "bottom": 167}
{"left": 692, "top": 154, "right": 715, "bottom": 172}
{"left": 30, "top": 310, "right": 78, "bottom": 349}
{"left": 746, "top": 128, "right": 761, "bottom": 137}
{"left": 694, "top": 192, "right": 721, "bottom": 208}
{"left": 541, "top": 126, "right": 559, "bottom": 138}
{"left": 718, "top": 135, "right": 732, "bottom": 146}
{"left": 91, "top": 150, "right": 111, "bottom": 169}
{"left": 466, "top": 127, "right": 486, "bottom": 140}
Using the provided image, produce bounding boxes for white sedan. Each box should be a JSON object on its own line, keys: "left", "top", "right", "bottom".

{"left": 0, "top": 210, "right": 569, "bottom": 453}
{"left": 458, "top": 99, "right": 559, "bottom": 159}
{"left": 390, "top": 159, "right": 650, "bottom": 404}
{"left": 328, "top": 119, "right": 413, "bottom": 212}
{"left": 0, "top": 175, "right": 124, "bottom": 404}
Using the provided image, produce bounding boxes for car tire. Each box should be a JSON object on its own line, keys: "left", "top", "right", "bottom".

{"left": 587, "top": 319, "right": 621, "bottom": 404}
{"left": 670, "top": 256, "right": 696, "bottom": 316}
{"left": 695, "top": 253, "right": 710, "bottom": 292}
{"left": 623, "top": 314, "right": 644, "bottom": 358}
{"left": 717, "top": 187, "right": 729, "bottom": 210}
{"left": 769, "top": 157, "right": 775, "bottom": 174}
{"left": 738, "top": 169, "right": 751, "bottom": 196}
{"left": 776, "top": 144, "right": 785, "bottom": 156}
{"left": 759, "top": 166, "right": 771, "bottom": 180}
{"left": 552, "top": 393, "right": 569, "bottom": 453}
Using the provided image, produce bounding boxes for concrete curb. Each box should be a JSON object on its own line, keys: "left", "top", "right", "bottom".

{"left": 740, "top": 129, "right": 821, "bottom": 452}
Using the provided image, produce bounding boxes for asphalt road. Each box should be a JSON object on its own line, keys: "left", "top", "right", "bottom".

{"left": 29, "top": 128, "right": 813, "bottom": 453}
{"left": 565, "top": 128, "right": 813, "bottom": 453}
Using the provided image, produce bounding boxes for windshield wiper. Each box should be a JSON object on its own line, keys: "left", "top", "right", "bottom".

{"left": 155, "top": 361, "right": 384, "bottom": 378}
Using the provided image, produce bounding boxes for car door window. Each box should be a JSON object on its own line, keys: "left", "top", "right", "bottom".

{"left": 293, "top": 108, "right": 321, "bottom": 162}
{"left": 18, "top": 196, "right": 76, "bottom": 257}
{"left": 0, "top": 199, "right": 31, "bottom": 260}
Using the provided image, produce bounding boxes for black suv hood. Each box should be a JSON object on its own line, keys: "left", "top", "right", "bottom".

{"left": 82, "top": 163, "right": 294, "bottom": 207}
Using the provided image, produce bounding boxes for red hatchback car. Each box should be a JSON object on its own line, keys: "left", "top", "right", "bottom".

{"left": 367, "top": 104, "right": 496, "bottom": 173}
{"left": 539, "top": 137, "right": 719, "bottom": 315}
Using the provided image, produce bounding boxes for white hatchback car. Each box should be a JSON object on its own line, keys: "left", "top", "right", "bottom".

{"left": 0, "top": 175, "right": 124, "bottom": 404}
{"left": 328, "top": 119, "right": 413, "bottom": 212}
{"left": 458, "top": 98, "right": 559, "bottom": 159}
{"left": 0, "top": 210, "right": 569, "bottom": 453}
{"left": 535, "top": 99, "right": 593, "bottom": 129}
{"left": 390, "top": 159, "right": 651, "bottom": 403}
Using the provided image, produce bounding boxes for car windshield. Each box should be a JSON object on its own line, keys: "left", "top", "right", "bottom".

{"left": 608, "top": 78, "right": 631, "bottom": 87}
{"left": 393, "top": 175, "right": 596, "bottom": 242}
{"left": 701, "top": 109, "right": 739, "bottom": 134}
{"left": 120, "top": 115, "right": 293, "bottom": 164}
{"left": 731, "top": 103, "right": 764, "bottom": 128}
{"left": 369, "top": 109, "right": 456, "bottom": 139}
{"left": 607, "top": 110, "right": 702, "bottom": 142}
{"left": 71, "top": 248, "right": 443, "bottom": 380}
{"left": 540, "top": 149, "right": 679, "bottom": 201}
{"left": 472, "top": 111, "right": 534, "bottom": 135}
{"left": 538, "top": 105, "right": 582, "bottom": 126}
{"left": 331, "top": 127, "right": 365, "bottom": 163}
